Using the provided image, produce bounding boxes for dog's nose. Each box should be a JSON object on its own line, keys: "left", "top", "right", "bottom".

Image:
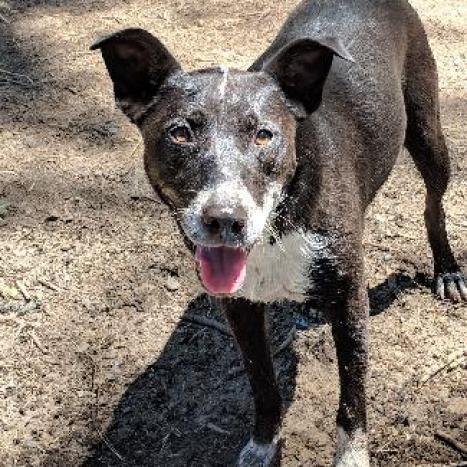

{"left": 202, "top": 205, "right": 247, "bottom": 241}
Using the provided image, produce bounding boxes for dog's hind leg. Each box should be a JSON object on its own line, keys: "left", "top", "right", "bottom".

{"left": 403, "top": 23, "right": 467, "bottom": 302}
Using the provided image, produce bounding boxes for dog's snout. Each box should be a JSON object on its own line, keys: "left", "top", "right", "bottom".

{"left": 201, "top": 204, "right": 247, "bottom": 241}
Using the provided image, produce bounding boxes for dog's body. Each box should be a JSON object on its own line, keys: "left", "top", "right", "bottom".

{"left": 93, "top": 0, "right": 466, "bottom": 465}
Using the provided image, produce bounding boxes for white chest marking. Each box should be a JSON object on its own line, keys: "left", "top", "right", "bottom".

{"left": 235, "top": 231, "right": 332, "bottom": 304}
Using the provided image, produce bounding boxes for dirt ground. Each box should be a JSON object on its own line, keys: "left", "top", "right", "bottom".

{"left": 0, "top": 0, "right": 465, "bottom": 465}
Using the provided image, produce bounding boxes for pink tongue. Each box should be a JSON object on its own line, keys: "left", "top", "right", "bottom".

{"left": 195, "top": 246, "right": 247, "bottom": 295}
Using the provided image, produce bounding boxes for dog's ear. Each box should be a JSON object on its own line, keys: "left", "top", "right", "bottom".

{"left": 262, "top": 37, "right": 353, "bottom": 117}
{"left": 91, "top": 28, "right": 181, "bottom": 123}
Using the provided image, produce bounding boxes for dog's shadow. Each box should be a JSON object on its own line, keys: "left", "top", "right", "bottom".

{"left": 82, "top": 272, "right": 419, "bottom": 466}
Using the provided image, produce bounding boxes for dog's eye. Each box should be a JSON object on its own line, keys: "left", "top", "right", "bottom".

{"left": 169, "top": 125, "right": 192, "bottom": 144}
{"left": 255, "top": 129, "right": 274, "bottom": 146}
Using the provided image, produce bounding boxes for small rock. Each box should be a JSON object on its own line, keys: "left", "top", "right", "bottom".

{"left": 165, "top": 276, "right": 180, "bottom": 291}
{"left": 374, "top": 214, "right": 385, "bottom": 224}
{"left": 0, "top": 284, "right": 19, "bottom": 300}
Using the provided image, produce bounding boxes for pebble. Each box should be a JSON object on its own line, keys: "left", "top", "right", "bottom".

{"left": 165, "top": 276, "right": 180, "bottom": 291}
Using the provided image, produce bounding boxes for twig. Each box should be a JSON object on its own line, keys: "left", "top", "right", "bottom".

{"left": 38, "top": 278, "right": 60, "bottom": 292}
{"left": 15, "top": 280, "right": 31, "bottom": 301}
{"left": 30, "top": 332, "right": 48, "bottom": 354}
{"left": 273, "top": 325, "right": 296, "bottom": 357}
{"left": 0, "top": 300, "right": 39, "bottom": 315}
{"left": 0, "top": 68, "right": 34, "bottom": 84}
{"left": 447, "top": 356, "right": 466, "bottom": 372}
{"left": 79, "top": 350, "right": 123, "bottom": 462}
{"left": 100, "top": 432, "right": 125, "bottom": 461}
{"left": 181, "top": 315, "right": 231, "bottom": 336}
{"left": 206, "top": 422, "right": 230, "bottom": 435}
{"left": 129, "top": 141, "right": 142, "bottom": 158}
{"left": 365, "top": 242, "right": 403, "bottom": 253}
{"left": 0, "top": 77, "right": 35, "bottom": 87}
{"left": 435, "top": 431, "right": 467, "bottom": 457}
{"left": 418, "top": 349, "right": 466, "bottom": 386}
{"left": 18, "top": 300, "right": 40, "bottom": 316}
{"left": 451, "top": 220, "right": 467, "bottom": 229}
{"left": 0, "top": 13, "right": 10, "bottom": 24}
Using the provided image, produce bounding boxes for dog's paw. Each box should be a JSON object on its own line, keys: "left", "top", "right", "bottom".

{"left": 237, "top": 437, "right": 279, "bottom": 467}
{"left": 334, "top": 427, "right": 369, "bottom": 467}
{"left": 434, "top": 272, "right": 467, "bottom": 303}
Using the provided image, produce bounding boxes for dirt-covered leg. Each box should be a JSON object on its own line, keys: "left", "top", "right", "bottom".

{"left": 426, "top": 189, "right": 467, "bottom": 302}
{"left": 330, "top": 269, "right": 369, "bottom": 466}
{"left": 221, "top": 298, "right": 281, "bottom": 467}
{"left": 404, "top": 26, "right": 466, "bottom": 302}
{"left": 408, "top": 129, "right": 467, "bottom": 302}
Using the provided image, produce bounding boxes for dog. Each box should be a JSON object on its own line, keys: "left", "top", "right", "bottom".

{"left": 92, "top": 0, "right": 466, "bottom": 464}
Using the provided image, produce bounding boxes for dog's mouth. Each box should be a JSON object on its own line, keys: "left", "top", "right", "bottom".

{"left": 195, "top": 245, "right": 248, "bottom": 295}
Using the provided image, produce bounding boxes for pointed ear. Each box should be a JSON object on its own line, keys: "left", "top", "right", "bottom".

{"left": 262, "top": 37, "right": 353, "bottom": 116}
{"left": 91, "top": 28, "right": 181, "bottom": 123}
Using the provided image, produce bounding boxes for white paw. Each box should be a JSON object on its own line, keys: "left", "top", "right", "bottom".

{"left": 237, "top": 436, "right": 279, "bottom": 466}
{"left": 334, "top": 426, "right": 369, "bottom": 467}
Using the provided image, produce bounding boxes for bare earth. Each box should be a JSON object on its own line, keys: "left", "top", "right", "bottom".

{"left": 0, "top": 0, "right": 465, "bottom": 466}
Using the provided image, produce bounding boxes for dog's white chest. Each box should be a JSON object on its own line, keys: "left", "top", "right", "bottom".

{"left": 235, "top": 231, "right": 331, "bottom": 303}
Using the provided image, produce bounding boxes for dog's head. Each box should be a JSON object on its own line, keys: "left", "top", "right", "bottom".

{"left": 92, "top": 28, "right": 351, "bottom": 296}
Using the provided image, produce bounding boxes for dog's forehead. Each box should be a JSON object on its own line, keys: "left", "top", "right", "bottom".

{"left": 165, "top": 67, "right": 283, "bottom": 112}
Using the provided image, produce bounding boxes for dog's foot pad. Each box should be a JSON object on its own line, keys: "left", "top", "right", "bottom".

{"left": 237, "top": 437, "right": 279, "bottom": 466}
{"left": 435, "top": 272, "right": 467, "bottom": 302}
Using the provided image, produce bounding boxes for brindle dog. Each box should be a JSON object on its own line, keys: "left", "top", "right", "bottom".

{"left": 92, "top": 0, "right": 466, "bottom": 464}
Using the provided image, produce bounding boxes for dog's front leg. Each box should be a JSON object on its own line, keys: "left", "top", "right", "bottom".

{"left": 221, "top": 298, "right": 281, "bottom": 467}
{"left": 331, "top": 271, "right": 370, "bottom": 467}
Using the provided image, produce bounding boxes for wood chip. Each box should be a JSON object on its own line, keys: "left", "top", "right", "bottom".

{"left": 31, "top": 332, "right": 48, "bottom": 354}
{"left": 15, "top": 280, "right": 31, "bottom": 301}
{"left": 38, "top": 278, "right": 60, "bottom": 292}
{"left": 206, "top": 422, "right": 230, "bottom": 435}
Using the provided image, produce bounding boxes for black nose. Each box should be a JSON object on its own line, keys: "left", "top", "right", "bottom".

{"left": 202, "top": 205, "right": 247, "bottom": 240}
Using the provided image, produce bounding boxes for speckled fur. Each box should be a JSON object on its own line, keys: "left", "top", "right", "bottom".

{"left": 92, "top": 0, "right": 466, "bottom": 465}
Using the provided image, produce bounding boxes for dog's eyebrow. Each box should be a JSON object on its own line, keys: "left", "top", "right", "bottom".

{"left": 132, "top": 79, "right": 200, "bottom": 125}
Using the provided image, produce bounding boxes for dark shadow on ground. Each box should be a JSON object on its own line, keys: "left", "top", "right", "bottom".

{"left": 0, "top": 0, "right": 127, "bottom": 147}
{"left": 369, "top": 272, "right": 426, "bottom": 316}
{"left": 76, "top": 295, "right": 299, "bottom": 467}
{"left": 78, "top": 272, "right": 417, "bottom": 467}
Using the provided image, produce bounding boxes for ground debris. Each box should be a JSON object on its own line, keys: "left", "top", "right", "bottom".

{"left": 15, "top": 280, "right": 31, "bottom": 301}
{"left": 165, "top": 276, "right": 180, "bottom": 291}
{"left": 417, "top": 348, "right": 466, "bottom": 386}
{"left": 434, "top": 431, "right": 467, "bottom": 457}
{"left": 38, "top": 278, "right": 61, "bottom": 292}
{"left": 0, "top": 198, "right": 10, "bottom": 218}
{"left": 181, "top": 314, "right": 231, "bottom": 336}
{"left": 0, "top": 300, "right": 40, "bottom": 315}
